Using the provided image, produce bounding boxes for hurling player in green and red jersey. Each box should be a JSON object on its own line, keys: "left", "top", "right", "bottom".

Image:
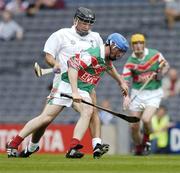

{"left": 122, "top": 34, "right": 169, "bottom": 155}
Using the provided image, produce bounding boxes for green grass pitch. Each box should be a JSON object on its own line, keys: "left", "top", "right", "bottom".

{"left": 0, "top": 154, "right": 180, "bottom": 173}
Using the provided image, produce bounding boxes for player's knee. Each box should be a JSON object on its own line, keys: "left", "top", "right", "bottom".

{"left": 86, "top": 107, "right": 93, "bottom": 117}
{"left": 142, "top": 117, "right": 151, "bottom": 124}
{"left": 82, "top": 105, "right": 93, "bottom": 118}
{"left": 130, "top": 123, "right": 139, "bottom": 131}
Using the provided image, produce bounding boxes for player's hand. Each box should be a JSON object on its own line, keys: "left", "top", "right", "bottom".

{"left": 120, "top": 81, "right": 129, "bottom": 97}
{"left": 53, "top": 62, "right": 61, "bottom": 74}
{"left": 155, "top": 71, "right": 163, "bottom": 80}
{"left": 123, "top": 96, "right": 131, "bottom": 111}
{"left": 138, "top": 72, "right": 157, "bottom": 83}
{"left": 72, "top": 92, "right": 82, "bottom": 103}
{"left": 138, "top": 74, "right": 151, "bottom": 83}
{"left": 158, "top": 59, "right": 166, "bottom": 72}
{"left": 154, "top": 60, "right": 166, "bottom": 80}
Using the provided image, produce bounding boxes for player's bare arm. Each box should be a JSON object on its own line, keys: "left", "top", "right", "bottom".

{"left": 45, "top": 53, "right": 61, "bottom": 72}
{"left": 68, "top": 66, "right": 82, "bottom": 103}
{"left": 158, "top": 58, "right": 169, "bottom": 76}
{"left": 107, "top": 65, "right": 128, "bottom": 96}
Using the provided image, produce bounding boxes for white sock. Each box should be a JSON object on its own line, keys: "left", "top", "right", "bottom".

{"left": 28, "top": 141, "right": 39, "bottom": 152}
{"left": 92, "top": 138, "right": 102, "bottom": 149}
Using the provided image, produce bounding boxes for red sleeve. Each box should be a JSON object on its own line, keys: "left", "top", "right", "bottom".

{"left": 67, "top": 53, "right": 88, "bottom": 70}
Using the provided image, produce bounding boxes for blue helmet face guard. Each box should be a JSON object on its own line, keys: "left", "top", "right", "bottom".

{"left": 106, "top": 33, "right": 129, "bottom": 52}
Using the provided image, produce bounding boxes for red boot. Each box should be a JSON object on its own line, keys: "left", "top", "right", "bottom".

{"left": 142, "top": 133, "right": 151, "bottom": 155}
{"left": 134, "top": 144, "right": 144, "bottom": 155}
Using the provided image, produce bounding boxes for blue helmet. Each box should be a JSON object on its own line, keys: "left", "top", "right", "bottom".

{"left": 106, "top": 33, "right": 129, "bottom": 52}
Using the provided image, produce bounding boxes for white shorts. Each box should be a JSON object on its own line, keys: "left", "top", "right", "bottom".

{"left": 47, "top": 80, "right": 91, "bottom": 107}
{"left": 129, "top": 88, "right": 163, "bottom": 112}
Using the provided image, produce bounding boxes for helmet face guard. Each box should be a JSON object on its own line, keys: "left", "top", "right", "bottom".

{"left": 74, "top": 7, "right": 96, "bottom": 25}
{"left": 76, "top": 15, "right": 95, "bottom": 25}
{"left": 108, "top": 45, "right": 126, "bottom": 61}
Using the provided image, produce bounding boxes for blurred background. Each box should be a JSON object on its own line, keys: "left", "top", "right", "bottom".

{"left": 0, "top": 0, "right": 180, "bottom": 155}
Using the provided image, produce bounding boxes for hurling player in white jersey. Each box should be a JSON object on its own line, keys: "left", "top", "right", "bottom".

{"left": 6, "top": 7, "right": 118, "bottom": 159}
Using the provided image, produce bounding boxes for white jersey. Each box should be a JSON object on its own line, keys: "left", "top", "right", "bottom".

{"left": 43, "top": 26, "right": 103, "bottom": 104}
{"left": 44, "top": 26, "right": 103, "bottom": 74}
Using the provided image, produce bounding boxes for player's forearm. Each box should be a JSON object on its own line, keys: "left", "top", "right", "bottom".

{"left": 45, "top": 53, "right": 59, "bottom": 67}
{"left": 161, "top": 61, "right": 170, "bottom": 76}
{"left": 107, "top": 65, "right": 123, "bottom": 85}
{"left": 156, "top": 60, "right": 170, "bottom": 81}
{"left": 68, "top": 67, "right": 79, "bottom": 93}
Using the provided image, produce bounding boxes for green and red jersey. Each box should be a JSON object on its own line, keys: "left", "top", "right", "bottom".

{"left": 61, "top": 46, "right": 112, "bottom": 93}
{"left": 122, "top": 48, "right": 165, "bottom": 90}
